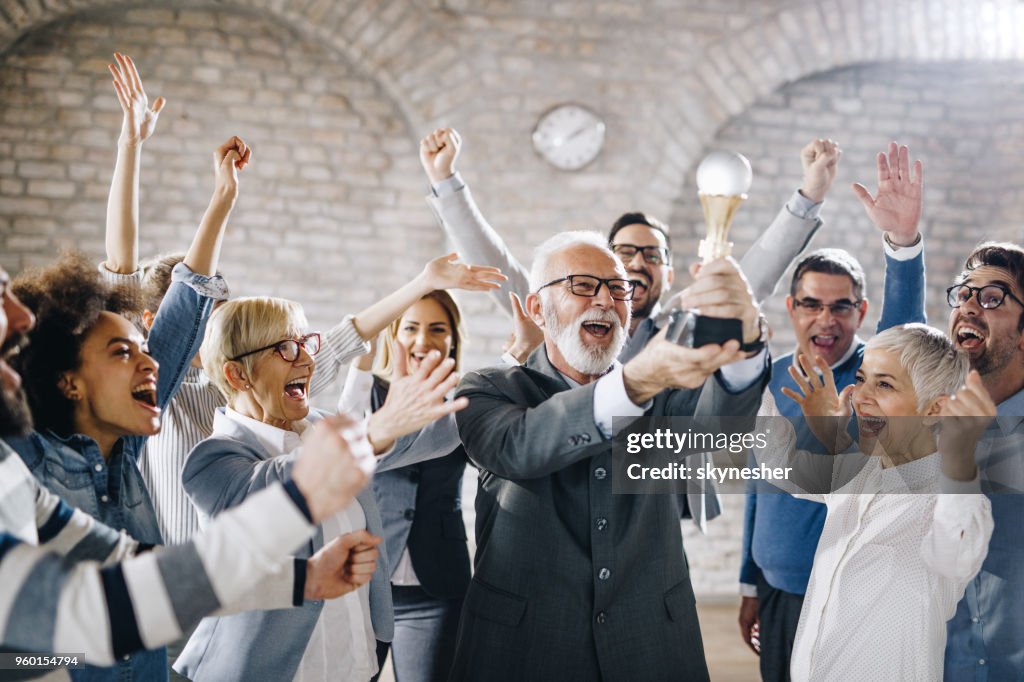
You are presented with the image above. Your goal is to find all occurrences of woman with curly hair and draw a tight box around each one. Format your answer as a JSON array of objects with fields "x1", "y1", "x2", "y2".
[{"x1": 4, "y1": 130, "x2": 240, "y2": 681}]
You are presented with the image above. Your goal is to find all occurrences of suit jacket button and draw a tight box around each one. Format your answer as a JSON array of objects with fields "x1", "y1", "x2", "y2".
[
  {"x1": 596, "y1": 518, "x2": 608, "y2": 531},
  {"x1": 598, "y1": 568, "x2": 611, "y2": 580},
  {"x1": 404, "y1": 509, "x2": 416, "y2": 520},
  {"x1": 596, "y1": 612, "x2": 607, "y2": 625},
  {"x1": 594, "y1": 467, "x2": 607, "y2": 480}
]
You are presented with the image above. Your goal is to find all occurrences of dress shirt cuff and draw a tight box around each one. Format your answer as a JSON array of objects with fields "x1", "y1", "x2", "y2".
[
  {"x1": 739, "y1": 583, "x2": 758, "y2": 598},
  {"x1": 430, "y1": 172, "x2": 466, "y2": 198},
  {"x1": 500, "y1": 351, "x2": 522, "y2": 367},
  {"x1": 170, "y1": 262, "x2": 230, "y2": 300},
  {"x1": 938, "y1": 471, "x2": 983, "y2": 494},
  {"x1": 338, "y1": 365, "x2": 374, "y2": 418},
  {"x1": 787, "y1": 189, "x2": 823, "y2": 220},
  {"x1": 97, "y1": 262, "x2": 144, "y2": 285},
  {"x1": 593, "y1": 363, "x2": 650, "y2": 438},
  {"x1": 719, "y1": 348, "x2": 768, "y2": 392},
  {"x1": 883, "y1": 234, "x2": 924, "y2": 261}
]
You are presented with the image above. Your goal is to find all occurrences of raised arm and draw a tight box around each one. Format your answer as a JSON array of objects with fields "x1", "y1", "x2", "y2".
[
  {"x1": 852, "y1": 142, "x2": 927, "y2": 332},
  {"x1": 104, "y1": 52, "x2": 165, "y2": 274},
  {"x1": 741, "y1": 138, "x2": 841, "y2": 302},
  {"x1": 183, "y1": 136, "x2": 250, "y2": 276},
  {"x1": 421, "y1": 128, "x2": 531, "y2": 313}
]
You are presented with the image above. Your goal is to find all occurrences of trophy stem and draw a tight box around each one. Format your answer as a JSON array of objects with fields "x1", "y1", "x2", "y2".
[{"x1": 698, "y1": 193, "x2": 746, "y2": 263}]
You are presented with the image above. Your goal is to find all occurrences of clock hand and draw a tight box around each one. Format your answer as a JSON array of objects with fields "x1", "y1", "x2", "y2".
[{"x1": 553, "y1": 125, "x2": 592, "y2": 148}]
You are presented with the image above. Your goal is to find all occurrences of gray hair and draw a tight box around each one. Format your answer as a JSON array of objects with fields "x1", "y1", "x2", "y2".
[
  {"x1": 529, "y1": 230, "x2": 613, "y2": 292},
  {"x1": 866, "y1": 324, "x2": 969, "y2": 410}
]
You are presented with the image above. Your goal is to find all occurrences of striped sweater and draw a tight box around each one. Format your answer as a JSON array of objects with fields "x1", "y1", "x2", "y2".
[{"x1": 0, "y1": 442, "x2": 311, "y2": 672}]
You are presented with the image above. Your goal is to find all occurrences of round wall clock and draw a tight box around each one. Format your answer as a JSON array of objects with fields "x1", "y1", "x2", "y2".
[{"x1": 532, "y1": 103, "x2": 606, "y2": 171}]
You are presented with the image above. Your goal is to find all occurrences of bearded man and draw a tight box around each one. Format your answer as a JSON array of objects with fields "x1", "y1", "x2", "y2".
[{"x1": 448, "y1": 231, "x2": 768, "y2": 682}]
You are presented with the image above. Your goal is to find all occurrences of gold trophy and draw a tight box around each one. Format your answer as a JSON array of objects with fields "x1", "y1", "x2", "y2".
[{"x1": 695, "y1": 151, "x2": 753, "y2": 264}]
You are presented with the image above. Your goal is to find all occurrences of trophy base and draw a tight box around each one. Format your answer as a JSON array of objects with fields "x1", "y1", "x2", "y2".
[{"x1": 698, "y1": 238, "x2": 734, "y2": 263}]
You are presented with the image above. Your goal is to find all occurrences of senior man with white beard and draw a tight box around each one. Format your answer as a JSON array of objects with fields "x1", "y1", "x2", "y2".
[{"x1": 449, "y1": 231, "x2": 768, "y2": 682}]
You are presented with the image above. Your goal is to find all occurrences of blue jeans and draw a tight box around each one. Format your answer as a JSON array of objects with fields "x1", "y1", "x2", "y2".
[{"x1": 373, "y1": 585, "x2": 462, "y2": 682}]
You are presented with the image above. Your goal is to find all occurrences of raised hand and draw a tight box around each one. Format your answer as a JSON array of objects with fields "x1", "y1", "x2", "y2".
[
  {"x1": 679, "y1": 257, "x2": 761, "y2": 347},
  {"x1": 503, "y1": 292, "x2": 544, "y2": 363},
  {"x1": 852, "y1": 141, "x2": 923, "y2": 247},
  {"x1": 419, "y1": 252, "x2": 507, "y2": 292},
  {"x1": 365, "y1": 341, "x2": 469, "y2": 453},
  {"x1": 799, "y1": 138, "x2": 842, "y2": 203},
  {"x1": 420, "y1": 128, "x2": 462, "y2": 184},
  {"x1": 108, "y1": 52, "x2": 165, "y2": 147},
  {"x1": 781, "y1": 353, "x2": 854, "y2": 452},
  {"x1": 936, "y1": 370, "x2": 996, "y2": 482},
  {"x1": 212, "y1": 135, "x2": 252, "y2": 200}
]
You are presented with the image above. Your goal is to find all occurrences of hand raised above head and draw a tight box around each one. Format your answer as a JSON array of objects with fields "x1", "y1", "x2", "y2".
[
  {"x1": 212, "y1": 135, "x2": 252, "y2": 199},
  {"x1": 420, "y1": 127, "x2": 462, "y2": 185},
  {"x1": 109, "y1": 52, "x2": 165, "y2": 147},
  {"x1": 852, "y1": 141, "x2": 923, "y2": 247},
  {"x1": 799, "y1": 138, "x2": 842, "y2": 204},
  {"x1": 679, "y1": 257, "x2": 760, "y2": 346}
]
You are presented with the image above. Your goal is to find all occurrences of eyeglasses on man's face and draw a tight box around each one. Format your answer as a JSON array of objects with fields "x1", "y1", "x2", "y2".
[
  {"x1": 792, "y1": 298, "x2": 862, "y2": 318},
  {"x1": 610, "y1": 243, "x2": 670, "y2": 266},
  {"x1": 231, "y1": 333, "x2": 322, "y2": 363},
  {"x1": 537, "y1": 274, "x2": 636, "y2": 301},
  {"x1": 946, "y1": 283, "x2": 1024, "y2": 311}
]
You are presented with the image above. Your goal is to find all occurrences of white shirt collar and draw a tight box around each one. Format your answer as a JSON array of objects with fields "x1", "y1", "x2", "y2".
[{"x1": 218, "y1": 405, "x2": 310, "y2": 456}]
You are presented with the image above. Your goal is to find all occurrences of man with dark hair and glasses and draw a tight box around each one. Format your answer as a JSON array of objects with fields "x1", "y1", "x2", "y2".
[
  {"x1": 739, "y1": 143, "x2": 929, "y2": 682},
  {"x1": 943, "y1": 242, "x2": 1024, "y2": 680}
]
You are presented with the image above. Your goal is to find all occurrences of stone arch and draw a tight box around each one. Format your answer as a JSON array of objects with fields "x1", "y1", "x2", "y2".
[{"x1": 645, "y1": 0, "x2": 1024, "y2": 218}]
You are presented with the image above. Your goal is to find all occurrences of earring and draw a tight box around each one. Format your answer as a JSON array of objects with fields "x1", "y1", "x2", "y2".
[{"x1": 244, "y1": 383, "x2": 251, "y2": 389}]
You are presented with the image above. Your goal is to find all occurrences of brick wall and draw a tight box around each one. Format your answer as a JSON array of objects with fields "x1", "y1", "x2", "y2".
[{"x1": 3, "y1": 1, "x2": 1024, "y2": 598}]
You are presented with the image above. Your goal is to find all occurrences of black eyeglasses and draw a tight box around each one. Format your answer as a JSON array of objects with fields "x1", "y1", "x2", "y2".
[
  {"x1": 231, "y1": 333, "x2": 321, "y2": 362},
  {"x1": 946, "y1": 283, "x2": 1024, "y2": 310},
  {"x1": 610, "y1": 243, "x2": 671, "y2": 266},
  {"x1": 537, "y1": 275, "x2": 636, "y2": 301},
  {"x1": 792, "y1": 298, "x2": 863, "y2": 318}
]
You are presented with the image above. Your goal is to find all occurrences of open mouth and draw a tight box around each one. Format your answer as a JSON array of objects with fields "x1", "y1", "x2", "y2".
[
  {"x1": 409, "y1": 351, "x2": 432, "y2": 370},
  {"x1": 955, "y1": 324, "x2": 986, "y2": 351},
  {"x1": 858, "y1": 415, "x2": 886, "y2": 436},
  {"x1": 581, "y1": 320, "x2": 613, "y2": 339},
  {"x1": 131, "y1": 380, "x2": 159, "y2": 414},
  {"x1": 810, "y1": 334, "x2": 838, "y2": 350},
  {"x1": 283, "y1": 377, "x2": 309, "y2": 402}
]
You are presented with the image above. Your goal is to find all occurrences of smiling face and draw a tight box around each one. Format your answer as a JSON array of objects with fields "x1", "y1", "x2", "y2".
[
  {"x1": 65, "y1": 311, "x2": 161, "y2": 451},
  {"x1": 609, "y1": 223, "x2": 673, "y2": 320},
  {"x1": 852, "y1": 348, "x2": 935, "y2": 458},
  {"x1": 240, "y1": 337, "x2": 316, "y2": 430},
  {"x1": 396, "y1": 296, "x2": 454, "y2": 374},
  {"x1": 787, "y1": 272, "x2": 867, "y2": 367},
  {"x1": 948, "y1": 265, "x2": 1024, "y2": 380},
  {"x1": 531, "y1": 244, "x2": 631, "y2": 382}
]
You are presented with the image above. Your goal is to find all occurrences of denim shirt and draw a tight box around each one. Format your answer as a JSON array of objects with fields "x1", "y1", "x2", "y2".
[
  {"x1": 944, "y1": 388, "x2": 1024, "y2": 681},
  {"x1": 5, "y1": 263, "x2": 225, "y2": 682}
]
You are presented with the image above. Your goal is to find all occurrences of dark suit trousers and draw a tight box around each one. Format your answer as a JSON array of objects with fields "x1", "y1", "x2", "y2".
[{"x1": 756, "y1": 574, "x2": 804, "y2": 682}]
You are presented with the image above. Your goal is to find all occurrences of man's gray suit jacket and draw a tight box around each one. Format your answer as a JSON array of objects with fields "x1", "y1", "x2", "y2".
[{"x1": 449, "y1": 346, "x2": 768, "y2": 682}]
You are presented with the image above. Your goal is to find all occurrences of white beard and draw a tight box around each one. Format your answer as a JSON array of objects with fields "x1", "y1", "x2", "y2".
[{"x1": 544, "y1": 305, "x2": 626, "y2": 376}]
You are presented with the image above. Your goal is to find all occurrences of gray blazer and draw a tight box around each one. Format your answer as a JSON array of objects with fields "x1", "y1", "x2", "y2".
[
  {"x1": 449, "y1": 347, "x2": 767, "y2": 682},
  {"x1": 174, "y1": 408, "x2": 453, "y2": 682}
]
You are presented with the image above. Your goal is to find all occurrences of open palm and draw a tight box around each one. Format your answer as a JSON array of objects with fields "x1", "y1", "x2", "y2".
[
  {"x1": 852, "y1": 142, "x2": 923, "y2": 246},
  {"x1": 109, "y1": 52, "x2": 165, "y2": 146}
]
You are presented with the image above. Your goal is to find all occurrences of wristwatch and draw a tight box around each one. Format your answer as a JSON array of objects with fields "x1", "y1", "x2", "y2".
[{"x1": 740, "y1": 313, "x2": 769, "y2": 354}]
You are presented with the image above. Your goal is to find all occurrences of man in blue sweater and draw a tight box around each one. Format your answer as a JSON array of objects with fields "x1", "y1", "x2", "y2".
[{"x1": 738, "y1": 142, "x2": 927, "y2": 681}]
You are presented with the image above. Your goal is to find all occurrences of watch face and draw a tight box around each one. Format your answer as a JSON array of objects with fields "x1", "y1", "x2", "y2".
[{"x1": 532, "y1": 103, "x2": 606, "y2": 171}]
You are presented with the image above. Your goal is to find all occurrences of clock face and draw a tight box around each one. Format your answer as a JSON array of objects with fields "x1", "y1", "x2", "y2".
[{"x1": 532, "y1": 103, "x2": 606, "y2": 171}]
